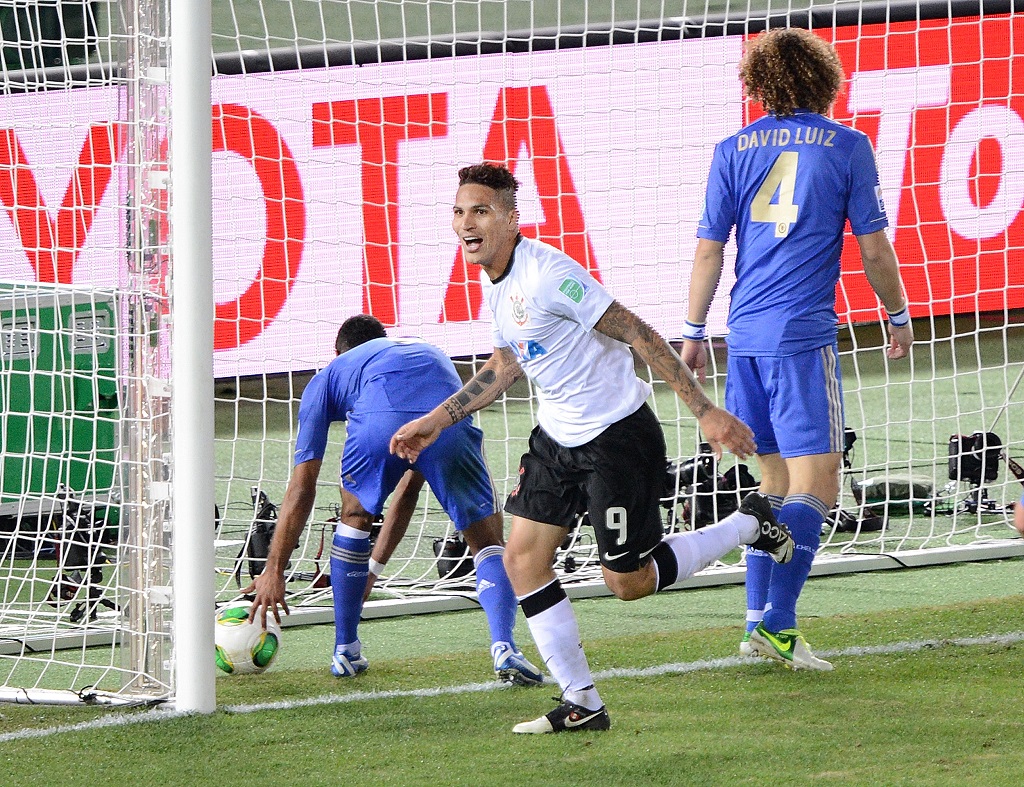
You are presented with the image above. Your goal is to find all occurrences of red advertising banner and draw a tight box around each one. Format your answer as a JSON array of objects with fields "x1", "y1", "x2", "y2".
[
  {"x1": 0, "y1": 15, "x2": 1021, "y2": 376},
  {"x1": 827, "y1": 14, "x2": 1024, "y2": 322}
]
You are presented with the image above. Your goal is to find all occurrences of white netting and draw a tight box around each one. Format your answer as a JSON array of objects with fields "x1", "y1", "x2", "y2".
[
  {"x1": 203, "y1": 0, "x2": 1024, "y2": 612},
  {"x1": 0, "y1": 0, "x2": 1021, "y2": 702}
]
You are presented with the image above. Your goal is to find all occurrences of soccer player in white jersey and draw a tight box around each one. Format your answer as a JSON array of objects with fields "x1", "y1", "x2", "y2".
[
  {"x1": 683, "y1": 28, "x2": 914, "y2": 670},
  {"x1": 247, "y1": 314, "x2": 542, "y2": 686},
  {"x1": 390, "y1": 163, "x2": 796, "y2": 734}
]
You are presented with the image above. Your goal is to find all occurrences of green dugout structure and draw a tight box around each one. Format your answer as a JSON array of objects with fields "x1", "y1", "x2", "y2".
[{"x1": 0, "y1": 282, "x2": 119, "y2": 540}]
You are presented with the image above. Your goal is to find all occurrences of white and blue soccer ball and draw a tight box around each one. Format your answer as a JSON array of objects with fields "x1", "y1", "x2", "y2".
[{"x1": 214, "y1": 604, "x2": 282, "y2": 675}]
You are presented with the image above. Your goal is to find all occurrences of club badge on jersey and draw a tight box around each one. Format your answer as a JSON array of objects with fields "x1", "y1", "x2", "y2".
[{"x1": 511, "y1": 293, "x2": 528, "y2": 326}]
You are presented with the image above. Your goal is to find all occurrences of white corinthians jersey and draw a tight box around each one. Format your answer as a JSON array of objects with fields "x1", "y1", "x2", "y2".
[{"x1": 483, "y1": 236, "x2": 652, "y2": 447}]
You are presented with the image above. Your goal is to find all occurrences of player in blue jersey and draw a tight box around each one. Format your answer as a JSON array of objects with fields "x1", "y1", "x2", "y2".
[
  {"x1": 247, "y1": 314, "x2": 543, "y2": 686},
  {"x1": 683, "y1": 28, "x2": 914, "y2": 670},
  {"x1": 391, "y1": 163, "x2": 795, "y2": 734}
]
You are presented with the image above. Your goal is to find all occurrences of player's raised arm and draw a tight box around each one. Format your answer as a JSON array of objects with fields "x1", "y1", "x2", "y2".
[
  {"x1": 390, "y1": 346, "x2": 523, "y2": 462},
  {"x1": 594, "y1": 300, "x2": 755, "y2": 459}
]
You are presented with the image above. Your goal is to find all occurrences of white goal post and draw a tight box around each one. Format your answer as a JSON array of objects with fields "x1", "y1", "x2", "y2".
[{"x1": 0, "y1": 0, "x2": 1021, "y2": 709}]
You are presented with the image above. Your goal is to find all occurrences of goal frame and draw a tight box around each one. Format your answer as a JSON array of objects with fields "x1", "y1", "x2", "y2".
[
  {"x1": 0, "y1": 0, "x2": 1022, "y2": 711},
  {"x1": 167, "y1": 0, "x2": 215, "y2": 714}
]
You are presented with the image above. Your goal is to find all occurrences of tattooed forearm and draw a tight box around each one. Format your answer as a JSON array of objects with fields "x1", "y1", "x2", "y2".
[
  {"x1": 443, "y1": 370, "x2": 497, "y2": 424},
  {"x1": 495, "y1": 346, "x2": 525, "y2": 386},
  {"x1": 442, "y1": 398, "x2": 466, "y2": 424},
  {"x1": 440, "y1": 352, "x2": 521, "y2": 425},
  {"x1": 595, "y1": 300, "x2": 712, "y2": 416},
  {"x1": 689, "y1": 396, "x2": 712, "y2": 419},
  {"x1": 454, "y1": 370, "x2": 496, "y2": 410}
]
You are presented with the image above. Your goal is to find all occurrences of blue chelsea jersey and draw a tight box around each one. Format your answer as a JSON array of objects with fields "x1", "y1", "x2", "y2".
[
  {"x1": 697, "y1": 110, "x2": 888, "y2": 356},
  {"x1": 293, "y1": 337, "x2": 462, "y2": 464}
]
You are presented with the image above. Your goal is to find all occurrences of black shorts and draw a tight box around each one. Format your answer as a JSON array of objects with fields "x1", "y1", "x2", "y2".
[{"x1": 504, "y1": 403, "x2": 666, "y2": 573}]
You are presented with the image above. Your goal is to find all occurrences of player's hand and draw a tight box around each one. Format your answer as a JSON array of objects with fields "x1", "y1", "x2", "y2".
[
  {"x1": 887, "y1": 322, "x2": 914, "y2": 360},
  {"x1": 244, "y1": 570, "x2": 289, "y2": 628},
  {"x1": 697, "y1": 405, "x2": 756, "y2": 460},
  {"x1": 680, "y1": 339, "x2": 708, "y2": 383},
  {"x1": 390, "y1": 414, "x2": 444, "y2": 462}
]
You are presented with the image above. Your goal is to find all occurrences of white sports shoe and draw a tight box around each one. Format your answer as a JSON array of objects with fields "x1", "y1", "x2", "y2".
[
  {"x1": 491, "y1": 642, "x2": 545, "y2": 686},
  {"x1": 331, "y1": 648, "x2": 369, "y2": 677},
  {"x1": 747, "y1": 623, "x2": 833, "y2": 671}
]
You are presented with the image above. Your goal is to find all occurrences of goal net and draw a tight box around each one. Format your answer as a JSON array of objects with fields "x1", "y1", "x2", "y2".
[{"x1": 0, "y1": 0, "x2": 1021, "y2": 705}]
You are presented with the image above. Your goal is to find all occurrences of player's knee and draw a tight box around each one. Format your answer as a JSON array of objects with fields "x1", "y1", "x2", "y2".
[
  {"x1": 502, "y1": 544, "x2": 529, "y2": 581},
  {"x1": 612, "y1": 585, "x2": 647, "y2": 601},
  {"x1": 339, "y1": 488, "x2": 374, "y2": 529},
  {"x1": 502, "y1": 545, "x2": 558, "y2": 597},
  {"x1": 603, "y1": 567, "x2": 653, "y2": 601},
  {"x1": 462, "y1": 513, "x2": 504, "y2": 553},
  {"x1": 338, "y1": 511, "x2": 374, "y2": 533}
]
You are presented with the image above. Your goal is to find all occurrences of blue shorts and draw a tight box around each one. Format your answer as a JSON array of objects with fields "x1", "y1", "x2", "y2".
[
  {"x1": 725, "y1": 344, "x2": 845, "y2": 458},
  {"x1": 340, "y1": 410, "x2": 498, "y2": 530}
]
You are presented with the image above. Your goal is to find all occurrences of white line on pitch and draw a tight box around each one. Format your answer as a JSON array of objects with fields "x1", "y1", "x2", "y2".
[{"x1": 2, "y1": 630, "x2": 1022, "y2": 742}]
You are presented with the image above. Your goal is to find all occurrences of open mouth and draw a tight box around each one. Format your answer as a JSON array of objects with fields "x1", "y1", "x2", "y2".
[{"x1": 462, "y1": 236, "x2": 483, "y2": 253}]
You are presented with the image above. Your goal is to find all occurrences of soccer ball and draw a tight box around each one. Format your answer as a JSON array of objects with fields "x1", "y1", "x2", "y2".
[{"x1": 214, "y1": 604, "x2": 282, "y2": 675}]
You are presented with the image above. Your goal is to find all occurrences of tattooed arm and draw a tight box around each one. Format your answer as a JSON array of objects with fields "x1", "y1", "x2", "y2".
[
  {"x1": 594, "y1": 301, "x2": 756, "y2": 459},
  {"x1": 440, "y1": 346, "x2": 523, "y2": 424},
  {"x1": 390, "y1": 347, "x2": 523, "y2": 462},
  {"x1": 595, "y1": 301, "x2": 714, "y2": 415}
]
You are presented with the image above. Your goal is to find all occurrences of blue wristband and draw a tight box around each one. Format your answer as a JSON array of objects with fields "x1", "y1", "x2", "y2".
[
  {"x1": 887, "y1": 306, "x2": 910, "y2": 327},
  {"x1": 681, "y1": 320, "x2": 706, "y2": 341}
]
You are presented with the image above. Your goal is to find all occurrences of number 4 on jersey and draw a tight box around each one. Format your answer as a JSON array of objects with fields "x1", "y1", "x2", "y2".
[{"x1": 751, "y1": 151, "x2": 800, "y2": 238}]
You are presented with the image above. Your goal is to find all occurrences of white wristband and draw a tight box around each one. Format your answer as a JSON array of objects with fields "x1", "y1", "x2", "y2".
[
  {"x1": 681, "y1": 320, "x2": 707, "y2": 341},
  {"x1": 368, "y1": 558, "x2": 387, "y2": 577},
  {"x1": 887, "y1": 306, "x2": 910, "y2": 327}
]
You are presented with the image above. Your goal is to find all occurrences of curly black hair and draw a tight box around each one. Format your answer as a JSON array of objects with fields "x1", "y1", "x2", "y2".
[
  {"x1": 335, "y1": 314, "x2": 386, "y2": 354},
  {"x1": 739, "y1": 28, "x2": 844, "y2": 117},
  {"x1": 457, "y1": 163, "x2": 519, "y2": 212}
]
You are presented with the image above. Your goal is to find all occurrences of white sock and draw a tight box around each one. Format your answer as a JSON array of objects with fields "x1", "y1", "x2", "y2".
[
  {"x1": 335, "y1": 522, "x2": 370, "y2": 540},
  {"x1": 522, "y1": 593, "x2": 603, "y2": 711},
  {"x1": 664, "y1": 512, "x2": 756, "y2": 580},
  {"x1": 336, "y1": 639, "x2": 360, "y2": 657}
]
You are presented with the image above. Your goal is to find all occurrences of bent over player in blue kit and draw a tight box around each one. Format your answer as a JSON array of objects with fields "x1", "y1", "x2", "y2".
[
  {"x1": 248, "y1": 314, "x2": 543, "y2": 685},
  {"x1": 682, "y1": 28, "x2": 914, "y2": 670}
]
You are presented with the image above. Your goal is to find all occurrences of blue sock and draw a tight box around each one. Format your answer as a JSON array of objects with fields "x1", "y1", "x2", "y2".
[
  {"x1": 330, "y1": 525, "x2": 371, "y2": 652},
  {"x1": 744, "y1": 494, "x2": 782, "y2": 633},
  {"x1": 473, "y1": 545, "x2": 518, "y2": 650},
  {"x1": 744, "y1": 550, "x2": 773, "y2": 633},
  {"x1": 762, "y1": 495, "x2": 827, "y2": 633}
]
